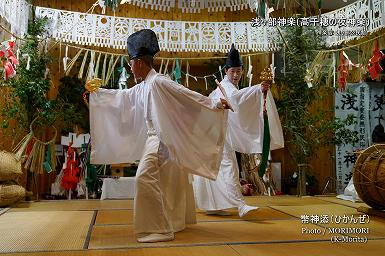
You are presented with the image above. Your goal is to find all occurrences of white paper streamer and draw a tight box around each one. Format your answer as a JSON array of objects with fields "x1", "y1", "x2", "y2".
[
  {"x1": 219, "y1": 65, "x2": 223, "y2": 80},
  {"x1": 22, "y1": 53, "x2": 30, "y2": 70},
  {"x1": 271, "y1": 52, "x2": 275, "y2": 83},
  {"x1": 62, "y1": 45, "x2": 69, "y2": 72},
  {"x1": 16, "y1": 49, "x2": 20, "y2": 60}
]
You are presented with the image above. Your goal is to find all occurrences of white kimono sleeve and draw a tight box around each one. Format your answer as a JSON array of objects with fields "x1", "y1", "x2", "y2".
[
  {"x1": 226, "y1": 85, "x2": 284, "y2": 153},
  {"x1": 151, "y1": 75, "x2": 227, "y2": 180},
  {"x1": 89, "y1": 86, "x2": 147, "y2": 164}
]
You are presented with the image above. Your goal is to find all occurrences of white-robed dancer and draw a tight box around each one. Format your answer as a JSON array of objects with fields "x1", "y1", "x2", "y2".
[
  {"x1": 193, "y1": 44, "x2": 284, "y2": 217},
  {"x1": 88, "y1": 29, "x2": 231, "y2": 243}
]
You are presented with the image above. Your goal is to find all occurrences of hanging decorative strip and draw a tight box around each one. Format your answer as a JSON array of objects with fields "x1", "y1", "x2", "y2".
[
  {"x1": 2, "y1": 0, "x2": 384, "y2": 50},
  {"x1": 121, "y1": 0, "x2": 257, "y2": 13},
  {"x1": 126, "y1": 0, "x2": 176, "y2": 12},
  {"x1": 0, "y1": 0, "x2": 29, "y2": 37},
  {"x1": 62, "y1": 43, "x2": 262, "y2": 88},
  {"x1": 35, "y1": 6, "x2": 281, "y2": 52},
  {"x1": 177, "y1": 0, "x2": 257, "y2": 13}
]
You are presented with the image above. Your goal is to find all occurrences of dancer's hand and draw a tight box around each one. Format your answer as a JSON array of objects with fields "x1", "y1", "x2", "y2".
[
  {"x1": 220, "y1": 98, "x2": 231, "y2": 109},
  {"x1": 261, "y1": 81, "x2": 270, "y2": 93}
]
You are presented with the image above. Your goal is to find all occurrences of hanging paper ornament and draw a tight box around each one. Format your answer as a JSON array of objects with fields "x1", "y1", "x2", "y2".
[
  {"x1": 171, "y1": 59, "x2": 176, "y2": 78},
  {"x1": 258, "y1": 0, "x2": 267, "y2": 19},
  {"x1": 367, "y1": 39, "x2": 385, "y2": 80},
  {"x1": 2, "y1": 61, "x2": 16, "y2": 80},
  {"x1": 174, "y1": 59, "x2": 182, "y2": 84},
  {"x1": 43, "y1": 145, "x2": 53, "y2": 173},
  {"x1": 270, "y1": 53, "x2": 276, "y2": 83},
  {"x1": 118, "y1": 69, "x2": 128, "y2": 89},
  {"x1": 247, "y1": 56, "x2": 253, "y2": 87},
  {"x1": 117, "y1": 56, "x2": 130, "y2": 89},
  {"x1": 0, "y1": 38, "x2": 19, "y2": 80},
  {"x1": 98, "y1": 0, "x2": 106, "y2": 13},
  {"x1": 254, "y1": 0, "x2": 259, "y2": 15},
  {"x1": 24, "y1": 54, "x2": 30, "y2": 70},
  {"x1": 100, "y1": 0, "x2": 119, "y2": 12},
  {"x1": 219, "y1": 65, "x2": 223, "y2": 80},
  {"x1": 317, "y1": 0, "x2": 322, "y2": 11},
  {"x1": 337, "y1": 51, "x2": 349, "y2": 91},
  {"x1": 63, "y1": 45, "x2": 70, "y2": 72},
  {"x1": 304, "y1": 69, "x2": 313, "y2": 88}
]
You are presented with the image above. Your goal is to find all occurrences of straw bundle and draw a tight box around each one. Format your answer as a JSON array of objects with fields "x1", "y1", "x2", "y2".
[
  {"x1": 0, "y1": 151, "x2": 22, "y2": 181},
  {"x1": 241, "y1": 153, "x2": 268, "y2": 195},
  {"x1": 0, "y1": 183, "x2": 25, "y2": 207}
]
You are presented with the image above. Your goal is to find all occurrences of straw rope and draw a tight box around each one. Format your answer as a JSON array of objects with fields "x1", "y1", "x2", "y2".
[{"x1": 23, "y1": 119, "x2": 57, "y2": 174}]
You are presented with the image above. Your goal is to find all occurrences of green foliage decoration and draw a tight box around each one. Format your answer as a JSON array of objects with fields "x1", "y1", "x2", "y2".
[
  {"x1": 54, "y1": 76, "x2": 89, "y2": 134},
  {"x1": 1, "y1": 18, "x2": 55, "y2": 139},
  {"x1": 275, "y1": 25, "x2": 358, "y2": 167}
]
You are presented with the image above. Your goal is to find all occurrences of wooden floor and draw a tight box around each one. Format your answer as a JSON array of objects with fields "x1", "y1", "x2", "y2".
[{"x1": 0, "y1": 196, "x2": 384, "y2": 256}]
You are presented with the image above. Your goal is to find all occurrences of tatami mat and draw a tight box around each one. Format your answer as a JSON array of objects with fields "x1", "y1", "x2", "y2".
[
  {"x1": 271, "y1": 203, "x2": 359, "y2": 218},
  {"x1": 314, "y1": 196, "x2": 368, "y2": 209},
  {"x1": 95, "y1": 210, "x2": 133, "y2": 225},
  {"x1": 10, "y1": 200, "x2": 133, "y2": 212},
  {"x1": 230, "y1": 240, "x2": 385, "y2": 256},
  {"x1": 0, "y1": 245, "x2": 240, "y2": 256},
  {"x1": 9, "y1": 196, "x2": 328, "y2": 212},
  {"x1": 196, "y1": 207, "x2": 294, "y2": 221},
  {"x1": 244, "y1": 196, "x2": 331, "y2": 207},
  {"x1": 95, "y1": 207, "x2": 293, "y2": 226},
  {"x1": 0, "y1": 211, "x2": 93, "y2": 253},
  {"x1": 88, "y1": 220, "x2": 330, "y2": 249},
  {"x1": 0, "y1": 207, "x2": 9, "y2": 215},
  {"x1": 2, "y1": 196, "x2": 385, "y2": 255},
  {"x1": 2, "y1": 241, "x2": 385, "y2": 256}
]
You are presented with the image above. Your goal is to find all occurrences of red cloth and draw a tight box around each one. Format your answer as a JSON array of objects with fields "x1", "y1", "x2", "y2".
[
  {"x1": 61, "y1": 144, "x2": 80, "y2": 190},
  {"x1": 1, "y1": 39, "x2": 18, "y2": 80},
  {"x1": 337, "y1": 52, "x2": 348, "y2": 91},
  {"x1": 367, "y1": 39, "x2": 384, "y2": 80}
]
